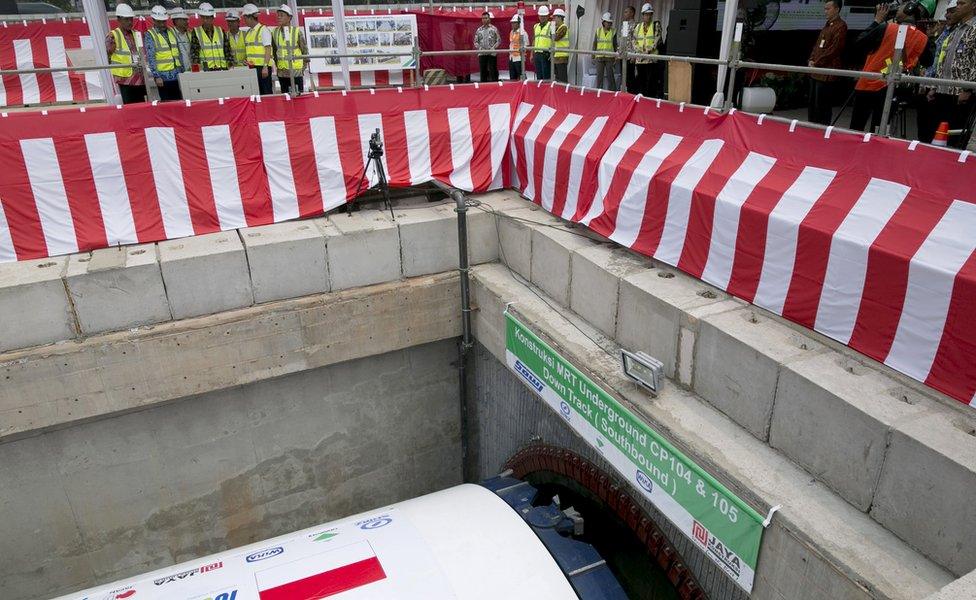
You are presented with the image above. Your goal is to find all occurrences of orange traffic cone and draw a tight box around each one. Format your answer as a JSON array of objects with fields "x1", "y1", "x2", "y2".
[{"x1": 932, "y1": 121, "x2": 949, "y2": 147}]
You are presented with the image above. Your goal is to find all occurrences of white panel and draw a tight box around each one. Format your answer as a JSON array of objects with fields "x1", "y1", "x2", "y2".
[
  {"x1": 561, "y1": 116, "x2": 608, "y2": 221},
  {"x1": 508, "y1": 101, "x2": 534, "y2": 188},
  {"x1": 20, "y1": 138, "x2": 77, "y2": 255},
  {"x1": 403, "y1": 109, "x2": 432, "y2": 185},
  {"x1": 813, "y1": 178, "x2": 909, "y2": 343},
  {"x1": 608, "y1": 133, "x2": 683, "y2": 248},
  {"x1": 0, "y1": 199, "x2": 16, "y2": 262},
  {"x1": 487, "y1": 103, "x2": 511, "y2": 191},
  {"x1": 360, "y1": 70, "x2": 375, "y2": 87},
  {"x1": 521, "y1": 104, "x2": 557, "y2": 201},
  {"x1": 79, "y1": 36, "x2": 104, "y2": 100},
  {"x1": 699, "y1": 152, "x2": 777, "y2": 290},
  {"x1": 448, "y1": 107, "x2": 475, "y2": 191},
  {"x1": 145, "y1": 127, "x2": 195, "y2": 239},
  {"x1": 84, "y1": 132, "x2": 138, "y2": 246},
  {"x1": 14, "y1": 39, "x2": 40, "y2": 105},
  {"x1": 539, "y1": 113, "x2": 583, "y2": 211},
  {"x1": 885, "y1": 200, "x2": 976, "y2": 379},
  {"x1": 202, "y1": 125, "x2": 247, "y2": 230},
  {"x1": 580, "y1": 122, "x2": 644, "y2": 226},
  {"x1": 45, "y1": 36, "x2": 74, "y2": 102},
  {"x1": 357, "y1": 113, "x2": 386, "y2": 189},
  {"x1": 752, "y1": 166, "x2": 836, "y2": 314},
  {"x1": 258, "y1": 121, "x2": 299, "y2": 222},
  {"x1": 309, "y1": 115, "x2": 347, "y2": 211}
]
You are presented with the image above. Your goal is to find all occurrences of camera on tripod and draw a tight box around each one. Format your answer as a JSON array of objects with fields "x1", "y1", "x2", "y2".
[{"x1": 368, "y1": 128, "x2": 384, "y2": 158}]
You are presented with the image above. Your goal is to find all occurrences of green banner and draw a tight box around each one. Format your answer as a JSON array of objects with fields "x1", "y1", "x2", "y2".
[{"x1": 505, "y1": 312, "x2": 766, "y2": 592}]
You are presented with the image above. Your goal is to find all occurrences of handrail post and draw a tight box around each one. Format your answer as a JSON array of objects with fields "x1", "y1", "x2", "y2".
[
  {"x1": 723, "y1": 22, "x2": 742, "y2": 110},
  {"x1": 620, "y1": 43, "x2": 628, "y2": 92},
  {"x1": 413, "y1": 35, "x2": 422, "y2": 87},
  {"x1": 878, "y1": 24, "x2": 907, "y2": 137},
  {"x1": 288, "y1": 35, "x2": 297, "y2": 96}
]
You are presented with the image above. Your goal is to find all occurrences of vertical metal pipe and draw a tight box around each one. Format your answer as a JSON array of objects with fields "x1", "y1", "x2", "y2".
[
  {"x1": 723, "y1": 23, "x2": 742, "y2": 110},
  {"x1": 413, "y1": 35, "x2": 422, "y2": 86},
  {"x1": 620, "y1": 44, "x2": 627, "y2": 91},
  {"x1": 878, "y1": 24, "x2": 907, "y2": 137}
]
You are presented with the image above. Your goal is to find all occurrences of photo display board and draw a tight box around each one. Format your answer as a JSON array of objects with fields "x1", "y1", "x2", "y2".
[{"x1": 305, "y1": 14, "x2": 418, "y2": 73}]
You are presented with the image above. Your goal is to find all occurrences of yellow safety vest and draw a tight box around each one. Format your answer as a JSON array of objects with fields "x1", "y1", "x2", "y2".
[
  {"x1": 109, "y1": 28, "x2": 139, "y2": 78},
  {"x1": 635, "y1": 21, "x2": 656, "y2": 55},
  {"x1": 936, "y1": 32, "x2": 952, "y2": 72},
  {"x1": 553, "y1": 23, "x2": 569, "y2": 59},
  {"x1": 194, "y1": 25, "x2": 227, "y2": 69},
  {"x1": 510, "y1": 29, "x2": 522, "y2": 61},
  {"x1": 533, "y1": 21, "x2": 552, "y2": 50},
  {"x1": 595, "y1": 27, "x2": 614, "y2": 52},
  {"x1": 275, "y1": 26, "x2": 303, "y2": 71},
  {"x1": 147, "y1": 28, "x2": 179, "y2": 73},
  {"x1": 244, "y1": 23, "x2": 269, "y2": 66},
  {"x1": 228, "y1": 30, "x2": 246, "y2": 65}
]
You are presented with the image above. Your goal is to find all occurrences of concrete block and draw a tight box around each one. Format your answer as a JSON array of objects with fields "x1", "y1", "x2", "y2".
[
  {"x1": 241, "y1": 219, "x2": 330, "y2": 303},
  {"x1": 326, "y1": 210, "x2": 401, "y2": 290},
  {"x1": 0, "y1": 256, "x2": 74, "y2": 351},
  {"x1": 396, "y1": 204, "x2": 457, "y2": 277},
  {"x1": 466, "y1": 206, "x2": 499, "y2": 265},
  {"x1": 570, "y1": 244, "x2": 650, "y2": 337},
  {"x1": 769, "y1": 352, "x2": 929, "y2": 511},
  {"x1": 530, "y1": 225, "x2": 596, "y2": 307},
  {"x1": 158, "y1": 232, "x2": 253, "y2": 320},
  {"x1": 496, "y1": 207, "x2": 561, "y2": 280},
  {"x1": 923, "y1": 570, "x2": 976, "y2": 600},
  {"x1": 615, "y1": 267, "x2": 729, "y2": 379},
  {"x1": 64, "y1": 245, "x2": 171, "y2": 335},
  {"x1": 871, "y1": 411, "x2": 976, "y2": 576},
  {"x1": 694, "y1": 308, "x2": 825, "y2": 440}
]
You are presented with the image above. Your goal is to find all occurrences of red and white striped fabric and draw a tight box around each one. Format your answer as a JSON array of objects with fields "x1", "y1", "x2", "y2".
[
  {"x1": 511, "y1": 83, "x2": 976, "y2": 407},
  {"x1": 314, "y1": 69, "x2": 414, "y2": 89}
]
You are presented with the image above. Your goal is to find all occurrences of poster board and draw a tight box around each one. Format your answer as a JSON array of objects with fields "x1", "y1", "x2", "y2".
[{"x1": 305, "y1": 14, "x2": 418, "y2": 73}]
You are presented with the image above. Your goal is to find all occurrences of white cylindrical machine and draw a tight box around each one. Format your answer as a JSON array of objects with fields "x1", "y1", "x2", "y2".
[{"x1": 51, "y1": 484, "x2": 582, "y2": 600}]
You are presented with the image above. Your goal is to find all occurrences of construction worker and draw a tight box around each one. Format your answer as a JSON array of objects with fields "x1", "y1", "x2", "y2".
[
  {"x1": 105, "y1": 3, "x2": 146, "y2": 104},
  {"x1": 552, "y1": 8, "x2": 570, "y2": 82},
  {"x1": 850, "y1": 2, "x2": 930, "y2": 132},
  {"x1": 243, "y1": 3, "x2": 274, "y2": 95},
  {"x1": 593, "y1": 12, "x2": 617, "y2": 90},
  {"x1": 170, "y1": 8, "x2": 192, "y2": 74},
  {"x1": 509, "y1": 14, "x2": 527, "y2": 81},
  {"x1": 191, "y1": 3, "x2": 232, "y2": 71},
  {"x1": 144, "y1": 5, "x2": 183, "y2": 101},
  {"x1": 273, "y1": 4, "x2": 309, "y2": 95},
  {"x1": 475, "y1": 11, "x2": 501, "y2": 82},
  {"x1": 531, "y1": 5, "x2": 552, "y2": 80},
  {"x1": 634, "y1": 3, "x2": 660, "y2": 97},
  {"x1": 226, "y1": 11, "x2": 247, "y2": 67},
  {"x1": 918, "y1": 0, "x2": 959, "y2": 142}
]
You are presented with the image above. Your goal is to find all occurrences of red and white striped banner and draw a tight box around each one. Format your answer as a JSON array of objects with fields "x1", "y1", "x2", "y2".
[
  {"x1": 0, "y1": 80, "x2": 973, "y2": 407},
  {"x1": 511, "y1": 83, "x2": 976, "y2": 407}
]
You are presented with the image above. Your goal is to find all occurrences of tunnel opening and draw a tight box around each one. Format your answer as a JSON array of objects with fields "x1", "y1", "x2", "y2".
[{"x1": 506, "y1": 445, "x2": 708, "y2": 600}]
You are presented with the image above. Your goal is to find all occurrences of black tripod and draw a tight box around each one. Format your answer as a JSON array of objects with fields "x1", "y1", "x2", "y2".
[{"x1": 347, "y1": 128, "x2": 395, "y2": 219}]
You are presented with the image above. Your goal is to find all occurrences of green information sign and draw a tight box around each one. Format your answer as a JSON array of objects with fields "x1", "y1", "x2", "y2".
[{"x1": 505, "y1": 312, "x2": 767, "y2": 592}]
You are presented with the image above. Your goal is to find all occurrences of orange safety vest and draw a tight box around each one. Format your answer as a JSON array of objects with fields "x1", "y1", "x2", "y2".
[
  {"x1": 855, "y1": 22, "x2": 927, "y2": 91},
  {"x1": 510, "y1": 29, "x2": 522, "y2": 61}
]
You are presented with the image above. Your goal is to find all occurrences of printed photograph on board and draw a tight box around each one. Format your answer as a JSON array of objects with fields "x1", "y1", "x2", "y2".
[{"x1": 305, "y1": 14, "x2": 418, "y2": 73}]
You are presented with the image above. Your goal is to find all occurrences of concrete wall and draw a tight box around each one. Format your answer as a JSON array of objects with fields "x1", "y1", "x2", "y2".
[{"x1": 0, "y1": 341, "x2": 462, "y2": 600}]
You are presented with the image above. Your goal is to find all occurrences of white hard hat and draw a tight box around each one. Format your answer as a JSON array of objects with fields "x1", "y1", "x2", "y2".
[
  {"x1": 641, "y1": 2, "x2": 653, "y2": 13},
  {"x1": 601, "y1": 11, "x2": 612, "y2": 21},
  {"x1": 241, "y1": 3, "x2": 260, "y2": 16},
  {"x1": 198, "y1": 2, "x2": 214, "y2": 16},
  {"x1": 277, "y1": 3, "x2": 292, "y2": 15},
  {"x1": 115, "y1": 3, "x2": 134, "y2": 17},
  {"x1": 511, "y1": 13, "x2": 520, "y2": 21},
  {"x1": 169, "y1": 7, "x2": 188, "y2": 19},
  {"x1": 537, "y1": 5, "x2": 550, "y2": 16},
  {"x1": 947, "y1": 0, "x2": 958, "y2": 8},
  {"x1": 553, "y1": 7, "x2": 566, "y2": 16},
  {"x1": 150, "y1": 5, "x2": 168, "y2": 20},
  {"x1": 225, "y1": 9, "x2": 239, "y2": 19}
]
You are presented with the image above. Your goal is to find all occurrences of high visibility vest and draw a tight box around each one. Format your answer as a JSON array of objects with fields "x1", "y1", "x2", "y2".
[
  {"x1": 109, "y1": 28, "x2": 140, "y2": 78},
  {"x1": 510, "y1": 29, "x2": 522, "y2": 61},
  {"x1": 194, "y1": 25, "x2": 227, "y2": 69},
  {"x1": 147, "y1": 28, "x2": 179, "y2": 73},
  {"x1": 275, "y1": 26, "x2": 303, "y2": 71},
  {"x1": 936, "y1": 31, "x2": 952, "y2": 72},
  {"x1": 856, "y1": 22, "x2": 927, "y2": 91},
  {"x1": 595, "y1": 27, "x2": 615, "y2": 52},
  {"x1": 533, "y1": 21, "x2": 552, "y2": 50},
  {"x1": 634, "y1": 21, "x2": 656, "y2": 54},
  {"x1": 228, "y1": 30, "x2": 246, "y2": 65},
  {"x1": 245, "y1": 23, "x2": 269, "y2": 66},
  {"x1": 553, "y1": 23, "x2": 569, "y2": 58}
]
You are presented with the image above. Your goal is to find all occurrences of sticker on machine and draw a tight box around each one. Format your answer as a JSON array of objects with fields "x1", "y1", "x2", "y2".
[{"x1": 255, "y1": 541, "x2": 385, "y2": 599}]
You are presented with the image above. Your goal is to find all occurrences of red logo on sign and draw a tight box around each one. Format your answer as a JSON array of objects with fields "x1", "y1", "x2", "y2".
[{"x1": 692, "y1": 521, "x2": 708, "y2": 546}]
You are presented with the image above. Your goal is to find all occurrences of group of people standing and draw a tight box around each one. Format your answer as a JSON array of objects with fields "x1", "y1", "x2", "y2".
[
  {"x1": 591, "y1": 4, "x2": 665, "y2": 95},
  {"x1": 107, "y1": 2, "x2": 309, "y2": 103}
]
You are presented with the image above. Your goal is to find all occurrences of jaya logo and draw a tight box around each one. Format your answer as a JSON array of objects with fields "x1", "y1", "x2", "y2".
[
  {"x1": 559, "y1": 401, "x2": 572, "y2": 420},
  {"x1": 357, "y1": 515, "x2": 393, "y2": 530},
  {"x1": 245, "y1": 547, "x2": 283, "y2": 563},
  {"x1": 514, "y1": 360, "x2": 544, "y2": 392},
  {"x1": 635, "y1": 469, "x2": 654, "y2": 494},
  {"x1": 153, "y1": 561, "x2": 223, "y2": 586},
  {"x1": 692, "y1": 520, "x2": 741, "y2": 579}
]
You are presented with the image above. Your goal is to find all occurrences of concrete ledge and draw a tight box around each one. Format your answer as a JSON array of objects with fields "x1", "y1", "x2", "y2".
[
  {"x1": 871, "y1": 411, "x2": 976, "y2": 576},
  {"x1": 242, "y1": 219, "x2": 332, "y2": 304},
  {"x1": 159, "y1": 232, "x2": 254, "y2": 320},
  {"x1": 396, "y1": 204, "x2": 459, "y2": 277},
  {"x1": 65, "y1": 245, "x2": 171, "y2": 336},
  {"x1": 570, "y1": 244, "x2": 650, "y2": 338},
  {"x1": 0, "y1": 257, "x2": 74, "y2": 351},
  {"x1": 529, "y1": 225, "x2": 595, "y2": 307},
  {"x1": 495, "y1": 206, "x2": 561, "y2": 280},
  {"x1": 327, "y1": 210, "x2": 401, "y2": 290},
  {"x1": 0, "y1": 273, "x2": 461, "y2": 442},
  {"x1": 923, "y1": 570, "x2": 976, "y2": 600}
]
